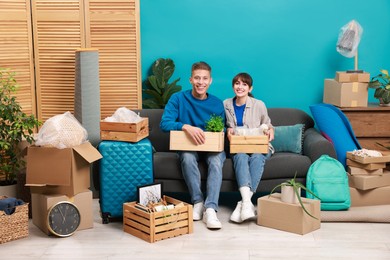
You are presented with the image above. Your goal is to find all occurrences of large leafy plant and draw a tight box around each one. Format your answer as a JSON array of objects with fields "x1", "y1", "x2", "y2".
[
  {"x1": 368, "y1": 69, "x2": 390, "y2": 104},
  {"x1": 0, "y1": 68, "x2": 41, "y2": 185},
  {"x1": 269, "y1": 172, "x2": 320, "y2": 219},
  {"x1": 142, "y1": 58, "x2": 182, "y2": 108}
]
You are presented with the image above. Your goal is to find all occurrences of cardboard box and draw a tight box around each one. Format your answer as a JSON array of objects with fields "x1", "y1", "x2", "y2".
[
  {"x1": 26, "y1": 142, "x2": 102, "y2": 197},
  {"x1": 169, "y1": 130, "x2": 224, "y2": 152},
  {"x1": 100, "y1": 118, "x2": 149, "y2": 142},
  {"x1": 335, "y1": 71, "x2": 370, "y2": 83},
  {"x1": 257, "y1": 193, "x2": 320, "y2": 235},
  {"x1": 229, "y1": 135, "x2": 268, "y2": 153},
  {"x1": 346, "y1": 152, "x2": 390, "y2": 164},
  {"x1": 350, "y1": 186, "x2": 390, "y2": 206},
  {"x1": 323, "y1": 79, "x2": 368, "y2": 107},
  {"x1": 123, "y1": 195, "x2": 193, "y2": 243},
  {"x1": 348, "y1": 166, "x2": 383, "y2": 176},
  {"x1": 31, "y1": 190, "x2": 93, "y2": 235},
  {"x1": 346, "y1": 159, "x2": 385, "y2": 170},
  {"x1": 348, "y1": 171, "x2": 390, "y2": 190}
]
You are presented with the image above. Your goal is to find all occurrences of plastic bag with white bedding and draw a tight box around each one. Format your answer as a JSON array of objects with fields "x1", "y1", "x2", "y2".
[
  {"x1": 35, "y1": 111, "x2": 88, "y2": 149},
  {"x1": 103, "y1": 107, "x2": 142, "y2": 123}
]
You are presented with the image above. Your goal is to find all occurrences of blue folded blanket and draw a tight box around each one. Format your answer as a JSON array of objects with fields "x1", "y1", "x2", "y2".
[{"x1": 0, "y1": 197, "x2": 25, "y2": 215}]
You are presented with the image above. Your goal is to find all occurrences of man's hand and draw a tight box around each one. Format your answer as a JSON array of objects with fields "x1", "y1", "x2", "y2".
[{"x1": 182, "y1": 124, "x2": 205, "y2": 145}]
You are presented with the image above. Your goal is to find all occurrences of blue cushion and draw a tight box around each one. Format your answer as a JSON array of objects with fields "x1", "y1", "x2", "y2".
[
  {"x1": 310, "y1": 103, "x2": 361, "y2": 168},
  {"x1": 271, "y1": 124, "x2": 305, "y2": 154}
]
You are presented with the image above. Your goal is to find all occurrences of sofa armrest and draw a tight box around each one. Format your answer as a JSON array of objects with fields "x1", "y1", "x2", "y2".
[{"x1": 303, "y1": 128, "x2": 336, "y2": 162}]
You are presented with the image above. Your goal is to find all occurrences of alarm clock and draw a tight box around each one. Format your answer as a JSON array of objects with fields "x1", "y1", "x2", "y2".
[{"x1": 47, "y1": 201, "x2": 81, "y2": 237}]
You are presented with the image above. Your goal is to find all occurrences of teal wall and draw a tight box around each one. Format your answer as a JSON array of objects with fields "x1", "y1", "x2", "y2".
[{"x1": 140, "y1": 0, "x2": 390, "y2": 112}]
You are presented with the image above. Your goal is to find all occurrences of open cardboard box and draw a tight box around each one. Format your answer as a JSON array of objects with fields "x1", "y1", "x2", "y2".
[
  {"x1": 346, "y1": 151, "x2": 390, "y2": 164},
  {"x1": 26, "y1": 141, "x2": 102, "y2": 197}
]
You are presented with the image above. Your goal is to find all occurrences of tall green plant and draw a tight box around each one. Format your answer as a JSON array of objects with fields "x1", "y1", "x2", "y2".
[
  {"x1": 142, "y1": 58, "x2": 182, "y2": 108},
  {"x1": 0, "y1": 68, "x2": 41, "y2": 185},
  {"x1": 269, "y1": 172, "x2": 320, "y2": 219}
]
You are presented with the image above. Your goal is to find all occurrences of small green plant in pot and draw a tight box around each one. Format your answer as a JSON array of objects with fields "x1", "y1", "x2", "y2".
[
  {"x1": 269, "y1": 172, "x2": 320, "y2": 219},
  {"x1": 0, "y1": 68, "x2": 41, "y2": 185},
  {"x1": 142, "y1": 58, "x2": 182, "y2": 109},
  {"x1": 368, "y1": 69, "x2": 390, "y2": 105},
  {"x1": 205, "y1": 114, "x2": 224, "y2": 132}
]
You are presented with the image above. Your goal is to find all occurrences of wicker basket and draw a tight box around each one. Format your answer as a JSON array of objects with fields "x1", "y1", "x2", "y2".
[{"x1": 0, "y1": 196, "x2": 29, "y2": 244}]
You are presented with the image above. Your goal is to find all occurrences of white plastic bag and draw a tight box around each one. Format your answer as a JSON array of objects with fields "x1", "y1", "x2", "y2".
[
  {"x1": 234, "y1": 124, "x2": 268, "y2": 136},
  {"x1": 336, "y1": 20, "x2": 363, "y2": 58},
  {"x1": 35, "y1": 112, "x2": 88, "y2": 149},
  {"x1": 103, "y1": 107, "x2": 142, "y2": 123}
]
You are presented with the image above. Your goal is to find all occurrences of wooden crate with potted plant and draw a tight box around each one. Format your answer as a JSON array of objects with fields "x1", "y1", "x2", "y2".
[{"x1": 170, "y1": 114, "x2": 224, "y2": 152}]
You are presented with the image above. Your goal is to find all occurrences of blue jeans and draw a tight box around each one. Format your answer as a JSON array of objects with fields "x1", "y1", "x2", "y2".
[
  {"x1": 232, "y1": 150, "x2": 271, "y2": 192},
  {"x1": 179, "y1": 151, "x2": 226, "y2": 211}
]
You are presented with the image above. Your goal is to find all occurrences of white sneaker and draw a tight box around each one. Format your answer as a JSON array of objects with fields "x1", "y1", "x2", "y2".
[
  {"x1": 241, "y1": 201, "x2": 256, "y2": 221},
  {"x1": 203, "y1": 208, "x2": 222, "y2": 229},
  {"x1": 230, "y1": 201, "x2": 243, "y2": 223},
  {"x1": 192, "y1": 202, "x2": 204, "y2": 221}
]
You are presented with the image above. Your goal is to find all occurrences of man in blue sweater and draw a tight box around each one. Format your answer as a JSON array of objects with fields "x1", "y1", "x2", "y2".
[{"x1": 160, "y1": 61, "x2": 226, "y2": 229}]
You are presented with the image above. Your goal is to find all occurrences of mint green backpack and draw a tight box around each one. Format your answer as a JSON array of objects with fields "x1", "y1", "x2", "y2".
[{"x1": 306, "y1": 155, "x2": 351, "y2": 211}]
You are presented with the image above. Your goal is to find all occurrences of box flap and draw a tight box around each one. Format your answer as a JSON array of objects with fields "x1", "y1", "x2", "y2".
[
  {"x1": 26, "y1": 146, "x2": 72, "y2": 186},
  {"x1": 72, "y1": 142, "x2": 103, "y2": 163}
]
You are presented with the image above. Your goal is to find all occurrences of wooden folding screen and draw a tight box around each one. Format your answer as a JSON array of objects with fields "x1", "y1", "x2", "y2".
[
  {"x1": 0, "y1": 0, "x2": 141, "y2": 122},
  {"x1": 31, "y1": 0, "x2": 85, "y2": 121},
  {"x1": 87, "y1": 0, "x2": 142, "y2": 119},
  {"x1": 0, "y1": 0, "x2": 36, "y2": 116}
]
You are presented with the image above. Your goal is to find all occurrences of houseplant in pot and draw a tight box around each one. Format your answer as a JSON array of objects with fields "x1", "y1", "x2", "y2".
[
  {"x1": 368, "y1": 69, "x2": 390, "y2": 106},
  {"x1": 269, "y1": 172, "x2": 320, "y2": 219},
  {"x1": 0, "y1": 68, "x2": 41, "y2": 190}
]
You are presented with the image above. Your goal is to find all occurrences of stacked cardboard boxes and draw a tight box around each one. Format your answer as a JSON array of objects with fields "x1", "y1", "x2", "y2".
[
  {"x1": 323, "y1": 71, "x2": 370, "y2": 107},
  {"x1": 26, "y1": 141, "x2": 102, "y2": 235},
  {"x1": 346, "y1": 151, "x2": 390, "y2": 206}
]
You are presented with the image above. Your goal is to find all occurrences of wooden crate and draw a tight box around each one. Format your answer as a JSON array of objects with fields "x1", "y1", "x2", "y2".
[
  {"x1": 100, "y1": 118, "x2": 149, "y2": 142},
  {"x1": 0, "y1": 196, "x2": 29, "y2": 244},
  {"x1": 169, "y1": 131, "x2": 224, "y2": 152},
  {"x1": 229, "y1": 135, "x2": 269, "y2": 153},
  {"x1": 123, "y1": 196, "x2": 193, "y2": 243}
]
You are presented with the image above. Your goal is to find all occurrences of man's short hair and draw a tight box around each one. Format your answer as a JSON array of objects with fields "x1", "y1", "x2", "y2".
[{"x1": 191, "y1": 61, "x2": 211, "y2": 74}]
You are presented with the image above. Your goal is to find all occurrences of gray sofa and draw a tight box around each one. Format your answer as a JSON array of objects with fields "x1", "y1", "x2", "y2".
[{"x1": 134, "y1": 108, "x2": 336, "y2": 195}]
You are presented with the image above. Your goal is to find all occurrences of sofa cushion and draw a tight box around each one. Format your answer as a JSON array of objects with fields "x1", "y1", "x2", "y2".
[{"x1": 271, "y1": 124, "x2": 305, "y2": 154}]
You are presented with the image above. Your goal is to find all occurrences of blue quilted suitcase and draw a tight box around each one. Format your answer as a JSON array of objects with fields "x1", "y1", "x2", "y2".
[{"x1": 98, "y1": 139, "x2": 154, "y2": 223}]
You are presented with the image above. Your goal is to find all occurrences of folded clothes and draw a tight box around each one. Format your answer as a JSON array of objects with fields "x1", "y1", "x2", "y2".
[{"x1": 0, "y1": 197, "x2": 25, "y2": 215}]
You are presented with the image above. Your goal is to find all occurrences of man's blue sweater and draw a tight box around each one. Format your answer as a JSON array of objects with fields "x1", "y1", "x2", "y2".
[{"x1": 160, "y1": 90, "x2": 225, "y2": 132}]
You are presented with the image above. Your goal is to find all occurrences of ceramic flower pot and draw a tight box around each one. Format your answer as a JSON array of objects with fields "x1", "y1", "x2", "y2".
[{"x1": 281, "y1": 185, "x2": 301, "y2": 204}]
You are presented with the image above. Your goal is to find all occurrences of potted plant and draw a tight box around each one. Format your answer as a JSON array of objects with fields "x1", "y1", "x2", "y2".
[
  {"x1": 269, "y1": 172, "x2": 320, "y2": 219},
  {"x1": 368, "y1": 69, "x2": 390, "y2": 106},
  {"x1": 142, "y1": 58, "x2": 182, "y2": 109},
  {"x1": 0, "y1": 68, "x2": 41, "y2": 187},
  {"x1": 205, "y1": 114, "x2": 224, "y2": 132}
]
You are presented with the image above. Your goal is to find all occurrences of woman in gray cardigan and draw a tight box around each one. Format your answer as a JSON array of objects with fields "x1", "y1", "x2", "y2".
[{"x1": 223, "y1": 72, "x2": 274, "y2": 223}]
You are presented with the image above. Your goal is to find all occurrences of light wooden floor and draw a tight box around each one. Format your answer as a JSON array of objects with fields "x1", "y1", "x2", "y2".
[{"x1": 2, "y1": 194, "x2": 390, "y2": 260}]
